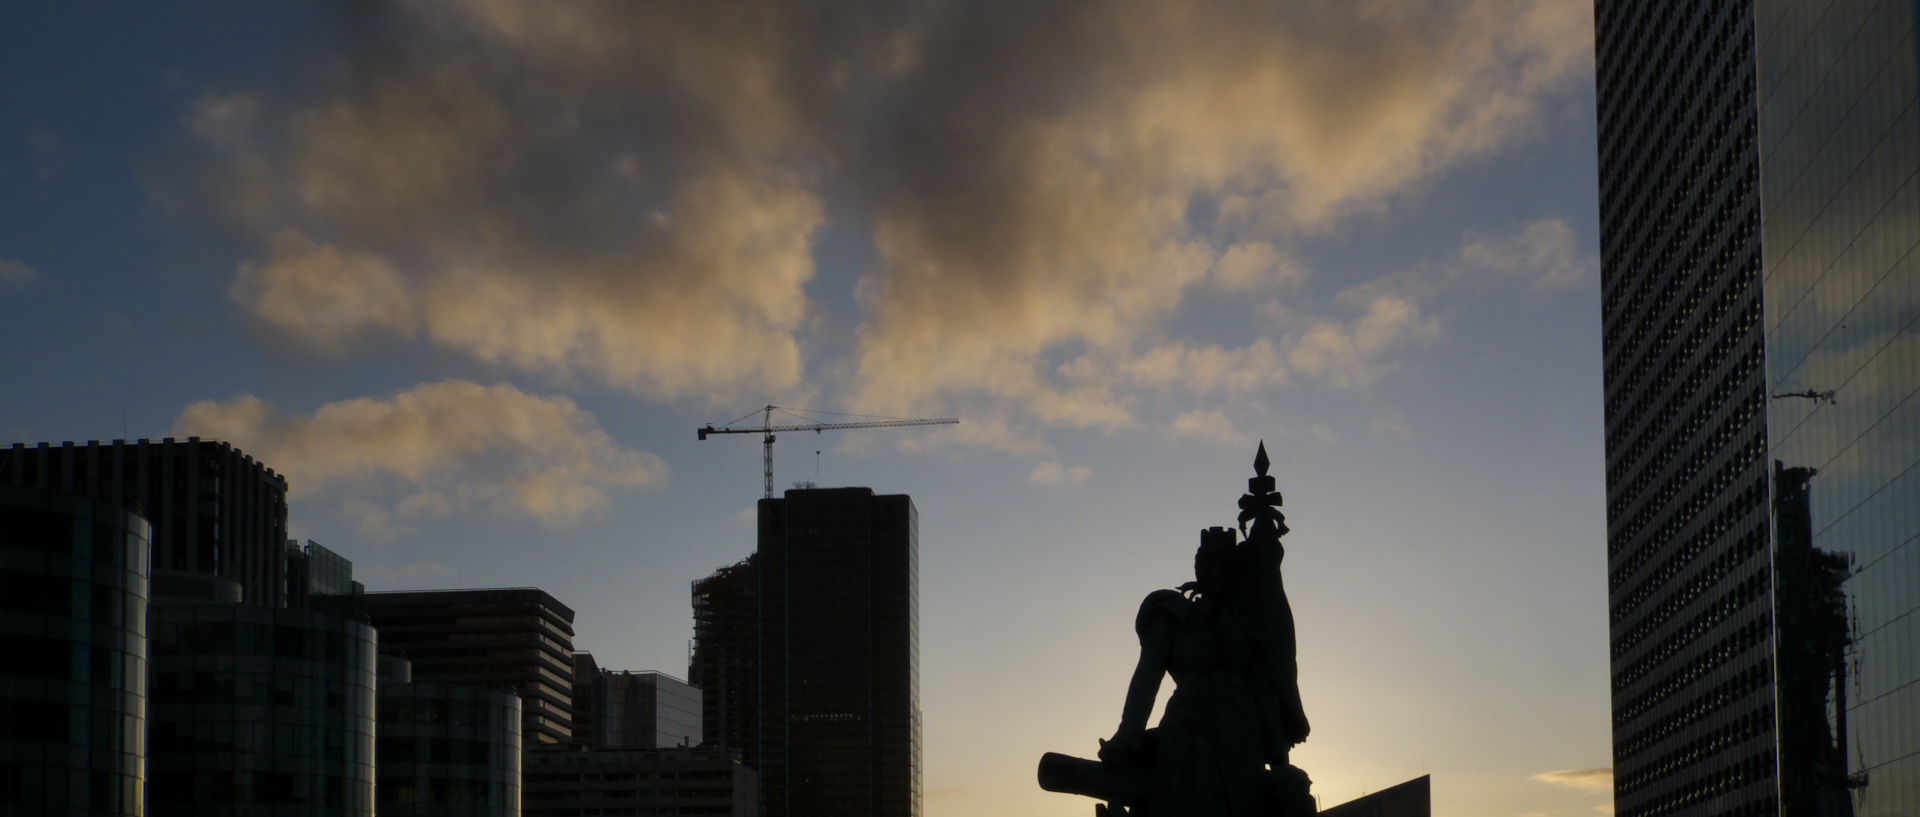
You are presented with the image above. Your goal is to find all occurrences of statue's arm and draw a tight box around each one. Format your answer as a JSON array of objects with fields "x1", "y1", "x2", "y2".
[
  {"x1": 1117, "y1": 619, "x2": 1171, "y2": 735},
  {"x1": 1111, "y1": 591, "x2": 1180, "y2": 747}
]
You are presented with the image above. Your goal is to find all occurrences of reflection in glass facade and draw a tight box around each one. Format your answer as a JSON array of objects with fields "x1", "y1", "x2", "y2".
[
  {"x1": 147, "y1": 604, "x2": 378, "y2": 816},
  {"x1": 0, "y1": 485, "x2": 149, "y2": 817},
  {"x1": 378, "y1": 682, "x2": 523, "y2": 817},
  {"x1": 758, "y1": 488, "x2": 921, "y2": 817},
  {"x1": 1598, "y1": 1, "x2": 1919, "y2": 815},
  {"x1": 1756, "y1": 1, "x2": 1920, "y2": 813}
]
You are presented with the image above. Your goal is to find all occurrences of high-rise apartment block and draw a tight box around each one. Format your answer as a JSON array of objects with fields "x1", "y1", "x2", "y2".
[
  {"x1": 359, "y1": 589, "x2": 579, "y2": 746},
  {"x1": 757, "y1": 487, "x2": 922, "y2": 817},
  {"x1": 1, "y1": 438, "x2": 291, "y2": 606},
  {"x1": 690, "y1": 557, "x2": 758, "y2": 761},
  {"x1": 1595, "y1": 1, "x2": 1918, "y2": 815}
]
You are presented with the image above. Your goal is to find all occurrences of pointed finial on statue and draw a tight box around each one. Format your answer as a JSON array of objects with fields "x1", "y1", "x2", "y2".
[{"x1": 1244, "y1": 442, "x2": 1279, "y2": 529}]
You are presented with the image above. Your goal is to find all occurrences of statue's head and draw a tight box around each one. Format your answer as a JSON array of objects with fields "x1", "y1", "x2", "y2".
[{"x1": 1193, "y1": 526, "x2": 1236, "y2": 596}]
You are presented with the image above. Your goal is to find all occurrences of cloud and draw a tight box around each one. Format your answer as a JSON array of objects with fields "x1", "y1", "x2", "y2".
[
  {"x1": 1211, "y1": 241, "x2": 1309, "y2": 293},
  {"x1": 849, "y1": 0, "x2": 1591, "y2": 417},
  {"x1": 1027, "y1": 461, "x2": 1093, "y2": 486},
  {"x1": 1285, "y1": 292, "x2": 1443, "y2": 387},
  {"x1": 231, "y1": 230, "x2": 418, "y2": 352},
  {"x1": 174, "y1": 380, "x2": 667, "y2": 530},
  {"x1": 1531, "y1": 768, "x2": 1613, "y2": 794},
  {"x1": 181, "y1": 0, "x2": 1590, "y2": 427},
  {"x1": 0, "y1": 258, "x2": 37, "y2": 292},
  {"x1": 185, "y1": 92, "x2": 261, "y2": 151},
  {"x1": 1170, "y1": 409, "x2": 1250, "y2": 446},
  {"x1": 1460, "y1": 218, "x2": 1594, "y2": 291}
]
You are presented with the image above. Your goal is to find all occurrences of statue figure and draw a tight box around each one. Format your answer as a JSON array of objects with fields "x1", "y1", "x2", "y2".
[{"x1": 1039, "y1": 442, "x2": 1316, "y2": 816}]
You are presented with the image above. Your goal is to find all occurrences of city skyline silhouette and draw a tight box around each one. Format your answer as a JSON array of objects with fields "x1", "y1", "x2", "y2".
[{"x1": 3, "y1": 4, "x2": 1613, "y2": 816}]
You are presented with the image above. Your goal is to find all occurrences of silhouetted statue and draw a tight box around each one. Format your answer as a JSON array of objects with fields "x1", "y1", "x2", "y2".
[{"x1": 1039, "y1": 442, "x2": 1316, "y2": 816}]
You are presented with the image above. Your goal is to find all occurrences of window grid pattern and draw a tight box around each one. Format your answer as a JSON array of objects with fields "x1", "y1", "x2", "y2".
[
  {"x1": 0, "y1": 486, "x2": 149, "y2": 817},
  {"x1": 1596, "y1": 0, "x2": 1782, "y2": 814}
]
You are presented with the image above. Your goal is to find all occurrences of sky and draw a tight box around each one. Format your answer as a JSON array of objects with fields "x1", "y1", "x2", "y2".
[{"x1": 1, "y1": 3, "x2": 1614, "y2": 815}]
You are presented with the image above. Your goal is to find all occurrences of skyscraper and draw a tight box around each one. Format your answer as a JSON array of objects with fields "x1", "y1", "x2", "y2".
[
  {"x1": 1, "y1": 438, "x2": 291, "y2": 606},
  {"x1": 1595, "y1": 2, "x2": 1918, "y2": 815},
  {"x1": 757, "y1": 487, "x2": 921, "y2": 817}
]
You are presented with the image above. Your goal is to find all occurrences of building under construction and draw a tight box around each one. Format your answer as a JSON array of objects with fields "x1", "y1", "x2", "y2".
[{"x1": 691, "y1": 557, "x2": 760, "y2": 764}]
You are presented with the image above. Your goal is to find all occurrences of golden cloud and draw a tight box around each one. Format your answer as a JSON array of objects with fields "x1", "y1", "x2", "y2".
[
  {"x1": 174, "y1": 380, "x2": 666, "y2": 530},
  {"x1": 185, "y1": 0, "x2": 1591, "y2": 438}
]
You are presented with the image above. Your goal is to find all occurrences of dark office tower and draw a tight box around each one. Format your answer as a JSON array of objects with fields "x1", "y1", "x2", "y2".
[
  {"x1": 1, "y1": 438, "x2": 291, "y2": 606},
  {"x1": 757, "y1": 487, "x2": 921, "y2": 817},
  {"x1": 360, "y1": 589, "x2": 579, "y2": 746},
  {"x1": 1596, "y1": 2, "x2": 1919, "y2": 815},
  {"x1": 0, "y1": 486, "x2": 149, "y2": 817},
  {"x1": 691, "y1": 557, "x2": 758, "y2": 761}
]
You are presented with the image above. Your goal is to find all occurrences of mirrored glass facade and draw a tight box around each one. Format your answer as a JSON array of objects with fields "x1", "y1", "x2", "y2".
[
  {"x1": 0, "y1": 485, "x2": 149, "y2": 817},
  {"x1": 147, "y1": 604, "x2": 378, "y2": 816},
  {"x1": 1598, "y1": 1, "x2": 1919, "y2": 815},
  {"x1": 378, "y1": 682, "x2": 523, "y2": 817},
  {"x1": 1756, "y1": 1, "x2": 1920, "y2": 813}
]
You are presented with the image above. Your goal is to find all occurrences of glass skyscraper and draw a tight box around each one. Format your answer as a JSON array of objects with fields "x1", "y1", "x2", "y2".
[{"x1": 1596, "y1": 1, "x2": 1918, "y2": 815}]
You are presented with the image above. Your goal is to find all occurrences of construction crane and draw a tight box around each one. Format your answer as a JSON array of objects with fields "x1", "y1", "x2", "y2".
[{"x1": 697, "y1": 405, "x2": 959, "y2": 498}]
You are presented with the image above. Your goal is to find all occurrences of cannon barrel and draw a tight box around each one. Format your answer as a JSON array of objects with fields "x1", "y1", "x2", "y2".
[{"x1": 1038, "y1": 752, "x2": 1129, "y2": 802}]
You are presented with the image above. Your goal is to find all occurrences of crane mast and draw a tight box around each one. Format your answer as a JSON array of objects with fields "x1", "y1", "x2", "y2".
[{"x1": 697, "y1": 405, "x2": 959, "y2": 498}]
